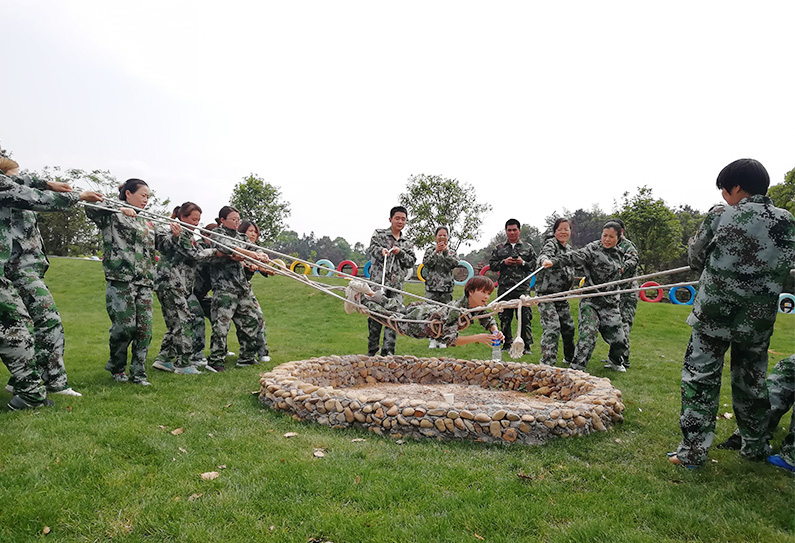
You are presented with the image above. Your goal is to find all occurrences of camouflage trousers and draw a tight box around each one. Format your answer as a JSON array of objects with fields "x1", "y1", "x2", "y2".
[
  {"x1": 155, "y1": 285, "x2": 195, "y2": 367},
  {"x1": 675, "y1": 329, "x2": 772, "y2": 466},
  {"x1": 0, "y1": 277, "x2": 46, "y2": 404},
  {"x1": 770, "y1": 356, "x2": 795, "y2": 464},
  {"x1": 496, "y1": 289, "x2": 533, "y2": 347},
  {"x1": 537, "y1": 299, "x2": 575, "y2": 366},
  {"x1": 249, "y1": 296, "x2": 269, "y2": 357},
  {"x1": 619, "y1": 291, "x2": 638, "y2": 365},
  {"x1": 209, "y1": 288, "x2": 260, "y2": 365},
  {"x1": 6, "y1": 266, "x2": 70, "y2": 391},
  {"x1": 188, "y1": 291, "x2": 211, "y2": 361},
  {"x1": 571, "y1": 299, "x2": 627, "y2": 370},
  {"x1": 367, "y1": 289, "x2": 403, "y2": 356},
  {"x1": 104, "y1": 280, "x2": 153, "y2": 382}
]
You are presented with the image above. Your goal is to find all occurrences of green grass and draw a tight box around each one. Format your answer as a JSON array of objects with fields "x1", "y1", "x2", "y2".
[{"x1": 1, "y1": 258, "x2": 793, "y2": 543}]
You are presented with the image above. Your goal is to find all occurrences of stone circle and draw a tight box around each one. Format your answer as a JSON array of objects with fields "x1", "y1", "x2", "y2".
[{"x1": 258, "y1": 354, "x2": 625, "y2": 445}]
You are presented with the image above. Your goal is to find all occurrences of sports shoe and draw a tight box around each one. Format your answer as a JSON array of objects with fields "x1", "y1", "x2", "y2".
[
  {"x1": 604, "y1": 362, "x2": 627, "y2": 373},
  {"x1": 131, "y1": 379, "x2": 152, "y2": 386},
  {"x1": 236, "y1": 360, "x2": 255, "y2": 368},
  {"x1": 226, "y1": 351, "x2": 236, "y2": 358},
  {"x1": 523, "y1": 346, "x2": 532, "y2": 356},
  {"x1": 428, "y1": 339, "x2": 437, "y2": 349},
  {"x1": 51, "y1": 387, "x2": 82, "y2": 397},
  {"x1": 112, "y1": 373, "x2": 129, "y2": 383},
  {"x1": 716, "y1": 433, "x2": 742, "y2": 450},
  {"x1": 259, "y1": 355, "x2": 271, "y2": 363},
  {"x1": 208, "y1": 363, "x2": 225, "y2": 373},
  {"x1": 193, "y1": 357, "x2": 209, "y2": 367},
  {"x1": 174, "y1": 366, "x2": 202, "y2": 375},
  {"x1": 767, "y1": 455, "x2": 795, "y2": 473},
  {"x1": 4, "y1": 384, "x2": 13, "y2": 393},
  {"x1": 8, "y1": 395, "x2": 55, "y2": 411},
  {"x1": 153, "y1": 360, "x2": 175, "y2": 372},
  {"x1": 667, "y1": 452, "x2": 702, "y2": 470}
]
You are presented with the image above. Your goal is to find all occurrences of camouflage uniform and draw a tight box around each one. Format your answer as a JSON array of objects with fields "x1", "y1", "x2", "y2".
[
  {"x1": 536, "y1": 237, "x2": 575, "y2": 366},
  {"x1": 422, "y1": 246, "x2": 457, "y2": 305},
  {"x1": 550, "y1": 240, "x2": 627, "y2": 371},
  {"x1": 489, "y1": 240, "x2": 536, "y2": 349},
  {"x1": 154, "y1": 227, "x2": 214, "y2": 367},
  {"x1": 1, "y1": 173, "x2": 79, "y2": 405},
  {"x1": 189, "y1": 253, "x2": 213, "y2": 362},
  {"x1": 675, "y1": 195, "x2": 795, "y2": 466},
  {"x1": 360, "y1": 294, "x2": 497, "y2": 347},
  {"x1": 85, "y1": 203, "x2": 156, "y2": 383},
  {"x1": 208, "y1": 226, "x2": 260, "y2": 366},
  {"x1": 242, "y1": 267, "x2": 269, "y2": 358},
  {"x1": 366, "y1": 228, "x2": 416, "y2": 356},
  {"x1": 617, "y1": 236, "x2": 639, "y2": 365},
  {"x1": 769, "y1": 355, "x2": 795, "y2": 465}
]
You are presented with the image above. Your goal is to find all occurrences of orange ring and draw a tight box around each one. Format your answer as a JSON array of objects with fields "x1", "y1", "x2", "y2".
[{"x1": 639, "y1": 281, "x2": 663, "y2": 303}]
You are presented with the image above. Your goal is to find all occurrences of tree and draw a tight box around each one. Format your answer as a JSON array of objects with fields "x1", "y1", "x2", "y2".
[
  {"x1": 768, "y1": 167, "x2": 795, "y2": 215},
  {"x1": 398, "y1": 174, "x2": 492, "y2": 252},
  {"x1": 229, "y1": 174, "x2": 291, "y2": 244},
  {"x1": 619, "y1": 186, "x2": 683, "y2": 273}
]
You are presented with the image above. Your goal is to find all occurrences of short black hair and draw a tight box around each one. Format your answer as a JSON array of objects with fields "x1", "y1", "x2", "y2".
[
  {"x1": 118, "y1": 178, "x2": 148, "y2": 201},
  {"x1": 552, "y1": 217, "x2": 571, "y2": 233},
  {"x1": 390, "y1": 206, "x2": 408, "y2": 218},
  {"x1": 602, "y1": 221, "x2": 622, "y2": 236},
  {"x1": 610, "y1": 217, "x2": 625, "y2": 230},
  {"x1": 216, "y1": 205, "x2": 240, "y2": 223},
  {"x1": 716, "y1": 158, "x2": 770, "y2": 196},
  {"x1": 505, "y1": 218, "x2": 521, "y2": 229},
  {"x1": 435, "y1": 225, "x2": 449, "y2": 236}
]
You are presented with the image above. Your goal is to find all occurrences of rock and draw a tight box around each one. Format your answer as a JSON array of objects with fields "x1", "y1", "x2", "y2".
[
  {"x1": 435, "y1": 419, "x2": 447, "y2": 432},
  {"x1": 492, "y1": 409, "x2": 506, "y2": 421},
  {"x1": 420, "y1": 419, "x2": 434, "y2": 428},
  {"x1": 489, "y1": 421, "x2": 502, "y2": 437},
  {"x1": 447, "y1": 410, "x2": 459, "y2": 419},
  {"x1": 474, "y1": 413, "x2": 491, "y2": 423},
  {"x1": 402, "y1": 407, "x2": 415, "y2": 417},
  {"x1": 503, "y1": 428, "x2": 517, "y2": 442},
  {"x1": 574, "y1": 416, "x2": 587, "y2": 428},
  {"x1": 343, "y1": 407, "x2": 354, "y2": 423}
]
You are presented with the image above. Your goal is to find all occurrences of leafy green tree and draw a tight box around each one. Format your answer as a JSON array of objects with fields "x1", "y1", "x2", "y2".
[
  {"x1": 768, "y1": 167, "x2": 795, "y2": 214},
  {"x1": 398, "y1": 174, "x2": 492, "y2": 252},
  {"x1": 229, "y1": 174, "x2": 291, "y2": 244},
  {"x1": 619, "y1": 186, "x2": 683, "y2": 273}
]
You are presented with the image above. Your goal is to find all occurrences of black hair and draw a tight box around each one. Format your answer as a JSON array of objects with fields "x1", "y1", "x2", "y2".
[
  {"x1": 716, "y1": 158, "x2": 770, "y2": 196},
  {"x1": 552, "y1": 217, "x2": 571, "y2": 233},
  {"x1": 216, "y1": 205, "x2": 240, "y2": 224},
  {"x1": 118, "y1": 178, "x2": 148, "y2": 201},
  {"x1": 464, "y1": 276, "x2": 495, "y2": 296},
  {"x1": 390, "y1": 206, "x2": 408, "y2": 218},
  {"x1": 435, "y1": 225, "x2": 449, "y2": 236},
  {"x1": 174, "y1": 202, "x2": 202, "y2": 220},
  {"x1": 602, "y1": 220, "x2": 622, "y2": 236},
  {"x1": 610, "y1": 217, "x2": 625, "y2": 230},
  {"x1": 238, "y1": 220, "x2": 260, "y2": 238},
  {"x1": 505, "y1": 218, "x2": 521, "y2": 229}
]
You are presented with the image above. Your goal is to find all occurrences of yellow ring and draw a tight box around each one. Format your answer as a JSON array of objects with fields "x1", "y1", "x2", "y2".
[
  {"x1": 289, "y1": 260, "x2": 311, "y2": 275},
  {"x1": 417, "y1": 263, "x2": 426, "y2": 282}
]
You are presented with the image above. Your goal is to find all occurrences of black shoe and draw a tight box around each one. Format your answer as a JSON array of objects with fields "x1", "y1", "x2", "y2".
[
  {"x1": 523, "y1": 346, "x2": 532, "y2": 355},
  {"x1": 715, "y1": 433, "x2": 742, "y2": 450},
  {"x1": 380, "y1": 351, "x2": 394, "y2": 357},
  {"x1": 367, "y1": 351, "x2": 378, "y2": 357},
  {"x1": 8, "y1": 395, "x2": 55, "y2": 411}
]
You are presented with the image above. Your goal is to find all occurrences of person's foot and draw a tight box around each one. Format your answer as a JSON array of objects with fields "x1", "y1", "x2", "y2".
[
  {"x1": 767, "y1": 455, "x2": 795, "y2": 473},
  {"x1": 667, "y1": 452, "x2": 701, "y2": 470},
  {"x1": 192, "y1": 356, "x2": 208, "y2": 367},
  {"x1": 7, "y1": 395, "x2": 55, "y2": 411},
  {"x1": 51, "y1": 387, "x2": 82, "y2": 397},
  {"x1": 226, "y1": 351, "x2": 236, "y2": 358},
  {"x1": 236, "y1": 360, "x2": 255, "y2": 368},
  {"x1": 174, "y1": 366, "x2": 202, "y2": 375},
  {"x1": 367, "y1": 350, "x2": 378, "y2": 357},
  {"x1": 715, "y1": 433, "x2": 742, "y2": 450},
  {"x1": 111, "y1": 373, "x2": 129, "y2": 383},
  {"x1": 208, "y1": 363, "x2": 225, "y2": 373},
  {"x1": 131, "y1": 379, "x2": 152, "y2": 386},
  {"x1": 259, "y1": 354, "x2": 271, "y2": 363},
  {"x1": 153, "y1": 360, "x2": 175, "y2": 372},
  {"x1": 603, "y1": 362, "x2": 627, "y2": 373},
  {"x1": 428, "y1": 339, "x2": 437, "y2": 349},
  {"x1": 4, "y1": 384, "x2": 14, "y2": 393},
  {"x1": 380, "y1": 351, "x2": 394, "y2": 357}
]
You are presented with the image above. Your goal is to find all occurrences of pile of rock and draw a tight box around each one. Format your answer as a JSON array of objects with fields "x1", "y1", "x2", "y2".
[{"x1": 258, "y1": 355, "x2": 625, "y2": 445}]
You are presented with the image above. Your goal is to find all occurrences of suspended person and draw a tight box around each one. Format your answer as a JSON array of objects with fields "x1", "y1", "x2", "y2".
[
  {"x1": 535, "y1": 218, "x2": 575, "y2": 367},
  {"x1": 346, "y1": 276, "x2": 503, "y2": 348},
  {"x1": 541, "y1": 221, "x2": 628, "y2": 373},
  {"x1": 612, "y1": 218, "x2": 639, "y2": 369},
  {"x1": 152, "y1": 203, "x2": 215, "y2": 375},
  {"x1": 0, "y1": 153, "x2": 103, "y2": 409},
  {"x1": 85, "y1": 178, "x2": 156, "y2": 386},
  {"x1": 489, "y1": 219, "x2": 536, "y2": 355},
  {"x1": 188, "y1": 222, "x2": 218, "y2": 365},
  {"x1": 365, "y1": 206, "x2": 416, "y2": 356},
  {"x1": 238, "y1": 220, "x2": 274, "y2": 363},
  {"x1": 668, "y1": 159, "x2": 795, "y2": 470},
  {"x1": 206, "y1": 206, "x2": 270, "y2": 372},
  {"x1": 422, "y1": 226, "x2": 458, "y2": 349}
]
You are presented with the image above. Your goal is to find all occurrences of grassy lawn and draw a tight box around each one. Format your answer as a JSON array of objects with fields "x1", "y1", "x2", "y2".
[{"x1": 1, "y1": 258, "x2": 793, "y2": 543}]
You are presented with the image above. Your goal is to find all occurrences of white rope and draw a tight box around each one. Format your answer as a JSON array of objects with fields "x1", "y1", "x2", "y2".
[{"x1": 489, "y1": 266, "x2": 544, "y2": 306}]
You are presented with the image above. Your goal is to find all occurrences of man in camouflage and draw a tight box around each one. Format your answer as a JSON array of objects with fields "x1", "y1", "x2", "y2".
[
  {"x1": 670, "y1": 159, "x2": 795, "y2": 469},
  {"x1": 614, "y1": 218, "x2": 639, "y2": 368},
  {"x1": 365, "y1": 206, "x2": 416, "y2": 356},
  {"x1": 489, "y1": 219, "x2": 536, "y2": 354},
  {"x1": 422, "y1": 226, "x2": 458, "y2": 349}
]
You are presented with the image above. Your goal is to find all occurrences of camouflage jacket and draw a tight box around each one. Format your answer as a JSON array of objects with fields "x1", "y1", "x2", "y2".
[
  {"x1": 535, "y1": 237, "x2": 574, "y2": 295},
  {"x1": 209, "y1": 225, "x2": 252, "y2": 293},
  {"x1": 617, "y1": 236, "x2": 639, "y2": 287},
  {"x1": 550, "y1": 240, "x2": 623, "y2": 305},
  {"x1": 155, "y1": 227, "x2": 215, "y2": 294},
  {"x1": 686, "y1": 195, "x2": 795, "y2": 342},
  {"x1": 422, "y1": 246, "x2": 457, "y2": 293},
  {"x1": 489, "y1": 240, "x2": 537, "y2": 293},
  {"x1": 402, "y1": 294, "x2": 497, "y2": 347},
  {"x1": 85, "y1": 202, "x2": 156, "y2": 286},
  {"x1": 1, "y1": 173, "x2": 79, "y2": 277},
  {"x1": 366, "y1": 228, "x2": 416, "y2": 290}
]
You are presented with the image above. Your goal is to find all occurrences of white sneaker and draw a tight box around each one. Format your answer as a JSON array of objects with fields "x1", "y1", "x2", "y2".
[
  {"x1": 428, "y1": 339, "x2": 437, "y2": 349},
  {"x1": 153, "y1": 360, "x2": 175, "y2": 372},
  {"x1": 604, "y1": 362, "x2": 627, "y2": 373},
  {"x1": 226, "y1": 351, "x2": 236, "y2": 358},
  {"x1": 52, "y1": 387, "x2": 83, "y2": 397},
  {"x1": 259, "y1": 355, "x2": 271, "y2": 363},
  {"x1": 174, "y1": 366, "x2": 202, "y2": 375},
  {"x1": 4, "y1": 384, "x2": 13, "y2": 393}
]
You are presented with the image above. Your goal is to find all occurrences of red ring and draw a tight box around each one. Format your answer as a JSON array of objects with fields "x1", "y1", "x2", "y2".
[
  {"x1": 639, "y1": 281, "x2": 663, "y2": 303},
  {"x1": 336, "y1": 260, "x2": 359, "y2": 277}
]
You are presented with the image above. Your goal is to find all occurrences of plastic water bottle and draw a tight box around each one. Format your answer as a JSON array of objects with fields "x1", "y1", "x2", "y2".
[{"x1": 491, "y1": 338, "x2": 502, "y2": 362}]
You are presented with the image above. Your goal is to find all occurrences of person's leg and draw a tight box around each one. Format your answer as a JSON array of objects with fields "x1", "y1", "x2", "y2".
[
  {"x1": 620, "y1": 292, "x2": 638, "y2": 367},
  {"x1": 537, "y1": 301, "x2": 561, "y2": 365},
  {"x1": 105, "y1": 280, "x2": 136, "y2": 376},
  {"x1": 766, "y1": 355, "x2": 795, "y2": 440},
  {"x1": 232, "y1": 292, "x2": 261, "y2": 365},
  {"x1": 154, "y1": 286, "x2": 179, "y2": 368},
  {"x1": 730, "y1": 338, "x2": 773, "y2": 461},
  {"x1": 187, "y1": 292, "x2": 207, "y2": 362},
  {"x1": 571, "y1": 300, "x2": 598, "y2": 371},
  {"x1": 557, "y1": 300, "x2": 576, "y2": 363},
  {"x1": 380, "y1": 291, "x2": 402, "y2": 356},
  {"x1": 598, "y1": 304, "x2": 628, "y2": 368},
  {"x1": 129, "y1": 285, "x2": 153, "y2": 383},
  {"x1": 498, "y1": 307, "x2": 516, "y2": 348},
  {"x1": 674, "y1": 330, "x2": 728, "y2": 466},
  {"x1": 209, "y1": 290, "x2": 237, "y2": 369}
]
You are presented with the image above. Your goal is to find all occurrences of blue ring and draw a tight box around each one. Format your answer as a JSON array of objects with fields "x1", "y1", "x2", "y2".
[
  {"x1": 668, "y1": 285, "x2": 695, "y2": 305},
  {"x1": 363, "y1": 260, "x2": 372, "y2": 279},
  {"x1": 454, "y1": 260, "x2": 475, "y2": 286},
  {"x1": 528, "y1": 274, "x2": 536, "y2": 289},
  {"x1": 779, "y1": 293, "x2": 795, "y2": 314},
  {"x1": 313, "y1": 259, "x2": 335, "y2": 277}
]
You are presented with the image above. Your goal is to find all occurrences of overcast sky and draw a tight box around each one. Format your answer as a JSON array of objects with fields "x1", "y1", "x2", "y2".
[{"x1": 4, "y1": 1, "x2": 794, "y2": 251}]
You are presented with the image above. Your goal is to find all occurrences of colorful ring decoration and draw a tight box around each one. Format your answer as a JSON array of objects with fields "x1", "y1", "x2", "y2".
[
  {"x1": 639, "y1": 281, "x2": 663, "y2": 303},
  {"x1": 363, "y1": 260, "x2": 372, "y2": 278},
  {"x1": 528, "y1": 274, "x2": 536, "y2": 289},
  {"x1": 289, "y1": 260, "x2": 311, "y2": 275},
  {"x1": 779, "y1": 293, "x2": 795, "y2": 314},
  {"x1": 668, "y1": 285, "x2": 695, "y2": 305},
  {"x1": 479, "y1": 264, "x2": 497, "y2": 287},
  {"x1": 417, "y1": 263, "x2": 427, "y2": 282},
  {"x1": 312, "y1": 259, "x2": 335, "y2": 277},
  {"x1": 271, "y1": 258, "x2": 287, "y2": 270},
  {"x1": 454, "y1": 260, "x2": 475, "y2": 286},
  {"x1": 578, "y1": 277, "x2": 586, "y2": 288},
  {"x1": 337, "y1": 260, "x2": 358, "y2": 278}
]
